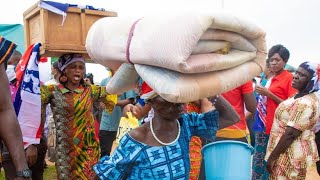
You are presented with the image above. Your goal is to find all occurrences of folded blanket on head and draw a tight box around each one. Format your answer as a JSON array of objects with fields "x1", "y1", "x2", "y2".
[{"x1": 86, "y1": 13, "x2": 266, "y2": 103}]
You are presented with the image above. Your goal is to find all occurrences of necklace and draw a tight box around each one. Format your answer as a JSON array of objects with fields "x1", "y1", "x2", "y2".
[{"x1": 150, "y1": 119, "x2": 180, "y2": 146}]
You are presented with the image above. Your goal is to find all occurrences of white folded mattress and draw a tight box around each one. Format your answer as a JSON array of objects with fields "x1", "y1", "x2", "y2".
[{"x1": 86, "y1": 13, "x2": 266, "y2": 102}]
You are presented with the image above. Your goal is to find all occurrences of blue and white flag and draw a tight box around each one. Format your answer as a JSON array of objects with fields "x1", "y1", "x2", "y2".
[
  {"x1": 14, "y1": 43, "x2": 42, "y2": 149},
  {"x1": 39, "y1": 1, "x2": 106, "y2": 25},
  {"x1": 39, "y1": 1, "x2": 70, "y2": 25}
]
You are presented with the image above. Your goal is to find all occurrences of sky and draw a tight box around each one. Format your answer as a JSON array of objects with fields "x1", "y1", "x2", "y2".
[{"x1": 0, "y1": 0, "x2": 319, "y2": 81}]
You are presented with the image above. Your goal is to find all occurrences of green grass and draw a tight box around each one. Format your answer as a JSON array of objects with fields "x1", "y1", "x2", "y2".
[
  {"x1": 0, "y1": 165, "x2": 57, "y2": 180},
  {"x1": 44, "y1": 165, "x2": 57, "y2": 180},
  {"x1": 0, "y1": 171, "x2": 4, "y2": 180}
]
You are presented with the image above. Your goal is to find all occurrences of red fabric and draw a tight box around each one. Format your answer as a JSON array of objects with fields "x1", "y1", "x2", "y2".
[
  {"x1": 222, "y1": 81, "x2": 254, "y2": 130},
  {"x1": 39, "y1": 57, "x2": 48, "y2": 63},
  {"x1": 265, "y1": 70, "x2": 297, "y2": 134},
  {"x1": 36, "y1": 125, "x2": 43, "y2": 139},
  {"x1": 15, "y1": 44, "x2": 34, "y2": 88},
  {"x1": 141, "y1": 82, "x2": 153, "y2": 95},
  {"x1": 94, "y1": 119, "x2": 100, "y2": 142},
  {"x1": 185, "y1": 102, "x2": 201, "y2": 113}
]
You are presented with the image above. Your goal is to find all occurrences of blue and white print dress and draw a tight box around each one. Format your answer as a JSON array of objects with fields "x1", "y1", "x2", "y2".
[{"x1": 94, "y1": 110, "x2": 219, "y2": 180}]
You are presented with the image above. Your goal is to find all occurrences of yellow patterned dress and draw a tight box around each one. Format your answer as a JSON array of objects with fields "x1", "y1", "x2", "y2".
[
  {"x1": 265, "y1": 92, "x2": 320, "y2": 180},
  {"x1": 41, "y1": 84, "x2": 117, "y2": 180}
]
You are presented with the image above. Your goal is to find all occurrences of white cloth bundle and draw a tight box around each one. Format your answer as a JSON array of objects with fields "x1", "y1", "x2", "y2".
[{"x1": 86, "y1": 13, "x2": 266, "y2": 102}]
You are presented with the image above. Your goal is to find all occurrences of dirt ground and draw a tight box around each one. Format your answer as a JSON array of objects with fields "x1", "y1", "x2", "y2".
[{"x1": 306, "y1": 165, "x2": 320, "y2": 180}]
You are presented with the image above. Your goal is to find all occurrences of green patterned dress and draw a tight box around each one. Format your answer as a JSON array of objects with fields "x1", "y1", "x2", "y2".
[{"x1": 41, "y1": 83, "x2": 117, "y2": 180}]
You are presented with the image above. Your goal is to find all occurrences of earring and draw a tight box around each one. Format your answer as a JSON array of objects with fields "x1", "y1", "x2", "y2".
[{"x1": 59, "y1": 75, "x2": 68, "y2": 83}]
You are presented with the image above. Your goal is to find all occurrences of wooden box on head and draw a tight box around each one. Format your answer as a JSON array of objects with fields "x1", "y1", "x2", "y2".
[{"x1": 23, "y1": 1, "x2": 117, "y2": 61}]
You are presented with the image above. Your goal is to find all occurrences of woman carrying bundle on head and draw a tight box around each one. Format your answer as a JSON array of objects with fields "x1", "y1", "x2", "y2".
[{"x1": 93, "y1": 82, "x2": 240, "y2": 180}]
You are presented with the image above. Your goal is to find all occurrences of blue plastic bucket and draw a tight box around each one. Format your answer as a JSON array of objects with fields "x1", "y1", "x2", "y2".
[{"x1": 202, "y1": 140, "x2": 254, "y2": 180}]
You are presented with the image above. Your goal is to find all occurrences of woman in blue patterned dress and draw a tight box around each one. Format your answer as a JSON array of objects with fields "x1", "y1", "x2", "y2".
[{"x1": 93, "y1": 82, "x2": 240, "y2": 179}]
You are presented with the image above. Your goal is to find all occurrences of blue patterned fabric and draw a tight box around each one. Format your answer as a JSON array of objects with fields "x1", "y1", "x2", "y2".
[
  {"x1": 252, "y1": 132, "x2": 270, "y2": 180},
  {"x1": 94, "y1": 110, "x2": 219, "y2": 179},
  {"x1": 253, "y1": 73, "x2": 269, "y2": 132}
]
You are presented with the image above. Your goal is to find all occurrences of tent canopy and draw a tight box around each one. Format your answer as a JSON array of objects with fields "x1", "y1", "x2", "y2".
[{"x1": 0, "y1": 24, "x2": 25, "y2": 53}]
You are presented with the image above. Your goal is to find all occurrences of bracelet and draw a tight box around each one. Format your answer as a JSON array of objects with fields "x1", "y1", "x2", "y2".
[{"x1": 209, "y1": 95, "x2": 219, "y2": 105}]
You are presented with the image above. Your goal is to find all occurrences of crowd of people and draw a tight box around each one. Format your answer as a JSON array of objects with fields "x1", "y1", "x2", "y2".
[{"x1": 0, "y1": 35, "x2": 319, "y2": 180}]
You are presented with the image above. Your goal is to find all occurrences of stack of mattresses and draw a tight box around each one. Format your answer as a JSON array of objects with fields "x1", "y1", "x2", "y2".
[{"x1": 86, "y1": 13, "x2": 266, "y2": 103}]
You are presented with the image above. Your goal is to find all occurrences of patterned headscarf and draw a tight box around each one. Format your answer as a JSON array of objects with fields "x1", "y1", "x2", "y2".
[
  {"x1": 58, "y1": 53, "x2": 85, "y2": 71},
  {"x1": 299, "y1": 61, "x2": 320, "y2": 94}
]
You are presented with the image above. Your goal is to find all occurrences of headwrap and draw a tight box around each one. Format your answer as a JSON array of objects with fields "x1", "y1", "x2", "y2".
[
  {"x1": 58, "y1": 53, "x2": 85, "y2": 71},
  {"x1": 138, "y1": 82, "x2": 158, "y2": 106},
  {"x1": 299, "y1": 61, "x2": 320, "y2": 94},
  {"x1": 302, "y1": 61, "x2": 320, "y2": 133},
  {"x1": 0, "y1": 36, "x2": 17, "y2": 70}
]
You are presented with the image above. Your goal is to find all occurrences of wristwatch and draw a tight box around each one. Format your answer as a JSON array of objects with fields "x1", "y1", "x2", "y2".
[{"x1": 16, "y1": 169, "x2": 32, "y2": 178}]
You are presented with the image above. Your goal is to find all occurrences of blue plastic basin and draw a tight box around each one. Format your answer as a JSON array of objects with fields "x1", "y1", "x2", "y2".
[{"x1": 202, "y1": 140, "x2": 254, "y2": 180}]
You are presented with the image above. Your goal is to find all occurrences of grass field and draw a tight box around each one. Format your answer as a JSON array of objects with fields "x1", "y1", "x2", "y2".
[
  {"x1": 43, "y1": 165, "x2": 57, "y2": 180},
  {"x1": 0, "y1": 172, "x2": 4, "y2": 179}
]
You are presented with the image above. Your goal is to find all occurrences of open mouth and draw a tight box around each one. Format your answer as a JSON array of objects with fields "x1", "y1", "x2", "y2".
[{"x1": 73, "y1": 75, "x2": 81, "y2": 81}]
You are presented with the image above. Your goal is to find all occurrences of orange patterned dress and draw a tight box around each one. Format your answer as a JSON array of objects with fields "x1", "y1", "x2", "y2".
[
  {"x1": 41, "y1": 84, "x2": 117, "y2": 180},
  {"x1": 185, "y1": 102, "x2": 202, "y2": 180}
]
